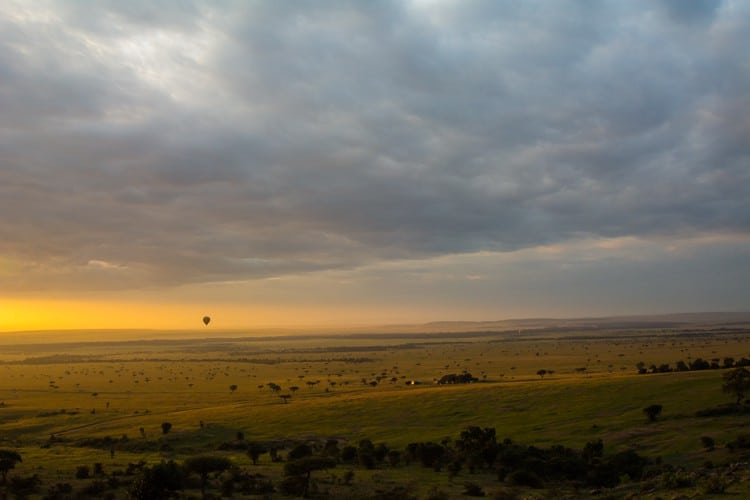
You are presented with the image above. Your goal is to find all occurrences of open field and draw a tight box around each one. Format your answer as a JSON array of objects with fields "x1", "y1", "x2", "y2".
[{"x1": 2, "y1": 315, "x2": 750, "y2": 498}]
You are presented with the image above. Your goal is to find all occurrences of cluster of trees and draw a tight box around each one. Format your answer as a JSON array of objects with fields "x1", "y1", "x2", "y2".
[
  {"x1": 42, "y1": 427, "x2": 651, "y2": 498},
  {"x1": 437, "y1": 372, "x2": 479, "y2": 384},
  {"x1": 221, "y1": 427, "x2": 649, "y2": 493},
  {"x1": 1, "y1": 418, "x2": 743, "y2": 499},
  {"x1": 396, "y1": 429, "x2": 648, "y2": 489},
  {"x1": 637, "y1": 356, "x2": 750, "y2": 374},
  {"x1": 5, "y1": 368, "x2": 750, "y2": 498}
]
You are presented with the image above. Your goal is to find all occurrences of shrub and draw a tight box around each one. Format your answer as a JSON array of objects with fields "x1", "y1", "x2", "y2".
[
  {"x1": 492, "y1": 486, "x2": 522, "y2": 500},
  {"x1": 370, "y1": 485, "x2": 416, "y2": 500},
  {"x1": 582, "y1": 439, "x2": 604, "y2": 463},
  {"x1": 357, "y1": 449, "x2": 376, "y2": 469},
  {"x1": 463, "y1": 481, "x2": 485, "y2": 496},
  {"x1": 726, "y1": 434, "x2": 750, "y2": 451},
  {"x1": 425, "y1": 486, "x2": 449, "y2": 500},
  {"x1": 44, "y1": 482, "x2": 73, "y2": 500},
  {"x1": 418, "y1": 442, "x2": 445, "y2": 468},
  {"x1": 8, "y1": 474, "x2": 41, "y2": 498},
  {"x1": 279, "y1": 475, "x2": 307, "y2": 496},
  {"x1": 75, "y1": 465, "x2": 90, "y2": 479},
  {"x1": 606, "y1": 449, "x2": 648, "y2": 481},
  {"x1": 700, "y1": 436, "x2": 715, "y2": 451},
  {"x1": 79, "y1": 479, "x2": 109, "y2": 496},
  {"x1": 702, "y1": 474, "x2": 729, "y2": 494},
  {"x1": 586, "y1": 463, "x2": 619, "y2": 488},
  {"x1": 695, "y1": 404, "x2": 747, "y2": 417},
  {"x1": 287, "y1": 443, "x2": 313, "y2": 461},
  {"x1": 374, "y1": 443, "x2": 389, "y2": 463},
  {"x1": 342, "y1": 469, "x2": 355, "y2": 485},
  {"x1": 323, "y1": 439, "x2": 340, "y2": 458},
  {"x1": 657, "y1": 469, "x2": 695, "y2": 489},
  {"x1": 643, "y1": 404, "x2": 663, "y2": 422},
  {"x1": 234, "y1": 472, "x2": 275, "y2": 495},
  {"x1": 505, "y1": 469, "x2": 543, "y2": 488},
  {"x1": 340, "y1": 446, "x2": 357, "y2": 464},
  {"x1": 247, "y1": 442, "x2": 267, "y2": 465}
]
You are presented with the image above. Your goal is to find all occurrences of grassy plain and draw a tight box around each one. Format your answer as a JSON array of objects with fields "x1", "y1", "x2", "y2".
[{"x1": 1, "y1": 317, "x2": 750, "y2": 497}]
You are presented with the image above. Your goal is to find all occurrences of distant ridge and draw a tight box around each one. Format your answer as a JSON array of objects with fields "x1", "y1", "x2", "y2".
[
  {"x1": 378, "y1": 311, "x2": 750, "y2": 333},
  {"x1": 1, "y1": 312, "x2": 748, "y2": 344}
]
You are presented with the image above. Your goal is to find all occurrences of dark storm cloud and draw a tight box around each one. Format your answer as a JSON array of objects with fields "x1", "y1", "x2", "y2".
[{"x1": 1, "y1": 0, "x2": 748, "y2": 291}]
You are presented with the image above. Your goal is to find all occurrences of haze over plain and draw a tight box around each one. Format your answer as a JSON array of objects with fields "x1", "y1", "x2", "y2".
[{"x1": 1, "y1": 1, "x2": 749, "y2": 331}]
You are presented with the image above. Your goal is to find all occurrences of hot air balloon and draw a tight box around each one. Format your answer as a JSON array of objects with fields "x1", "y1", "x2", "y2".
[{"x1": 202, "y1": 316, "x2": 211, "y2": 326}]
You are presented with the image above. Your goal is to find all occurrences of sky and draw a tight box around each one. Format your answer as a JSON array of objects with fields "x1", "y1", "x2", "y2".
[{"x1": 1, "y1": 0, "x2": 749, "y2": 332}]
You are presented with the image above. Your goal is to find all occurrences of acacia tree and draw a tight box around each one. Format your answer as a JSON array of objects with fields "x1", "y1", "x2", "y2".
[
  {"x1": 723, "y1": 367, "x2": 750, "y2": 405},
  {"x1": 0, "y1": 449, "x2": 22, "y2": 484},
  {"x1": 283, "y1": 456, "x2": 336, "y2": 497},
  {"x1": 129, "y1": 460, "x2": 184, "y2": 500},
  {"x1": 184, "y1": 456, "x2": 232, "y2": 498},
  {"x1": 247, "y1": 442, "x2": 268, "y2": 465},
  {"x1": 161, "y1": 422, "x2": 172, "y2": 435},
  {"x1": 267, "y1": 383, "x2": 281, "y2": 393}
]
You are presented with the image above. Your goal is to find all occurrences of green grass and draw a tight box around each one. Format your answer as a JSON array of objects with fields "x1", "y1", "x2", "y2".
[{"x1": 1, "y1": 327, "x2": 750, "y2": 497}]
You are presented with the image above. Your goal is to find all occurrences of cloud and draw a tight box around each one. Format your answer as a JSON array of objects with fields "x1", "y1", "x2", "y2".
[{"x1": 0, "y1": 0, "x2": 748, "y2": 293}]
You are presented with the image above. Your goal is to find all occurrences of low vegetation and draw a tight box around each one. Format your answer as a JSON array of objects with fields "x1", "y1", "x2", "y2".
[{"x1": 1, "y1": 321, "x2": 750, "y2": 497}]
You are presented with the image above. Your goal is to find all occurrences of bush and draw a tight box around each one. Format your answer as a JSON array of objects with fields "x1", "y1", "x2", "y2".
[
  {"x1": 8, "y1": 474, "x2": 41, "y2": 498},
  {"x1": 79, "y1": 479, "x2": 109, "y2": 496},
  {"x1": 75, "y1": 465, "x2": 89, "y2": 479},
  {"x1": 505, "y1": 469, "x2": 543, "y2": 488},
  {"x1": 492, "y1": 487, "x2": 522, "y2": 500},
  {"x1": 463, "y1": 481, "x2": 485, "y2": 496},
  {"x1": 582, "y1": 439, "x2": 604, "y2": 463},
  {"x1": 695, "y1": 404, "x2": 750, "y2": 417},
  {"x1": 418, "y1": 442, "x2": 445, "y2": 468},
  {"x1": 247, "y1": 442, "x2": 268, "y2": 465},
  {"x1": 340, "y1": 446, "x2": 358, "y2": 464},
  {"x1": 702, "y1": 474, "x2": 729, "y2": 494},
  {"x1": 657, "y1": 469, "x2": 695, "y2": 489},
  {"x1": 374, "y1": 442, "x2": 389, "y2": 463},
  {"x1": 287, "y1": 443, "x2": 313, "y2": 461},
  {"x1": 700, "y1": 436, "x2": 715, "y2": 451},
  {"x1": 643, "y1": 404, "x2": 663, "y2": 422},
  {"x1": 370, "y1": 485, "x2": 416, "y2": 500},
  {"x1": 279, "y1": 475, "x2": 307, "y2": 496},
  {"x1": 43, "y1": 482, "x2": 73, "y2": 500},
  {"x1": 606, "y1": 449, "x2": 648, "y2": 481},
  {"x1": 357, "y1": 449, "x2": 376, "y2": 469},
  {"x1": 234, "y1": 472, "x2": 275, "y2": 495},
  {"x1": 586, "y1": 463, "x2": 619, "y2": 488},
  {"x1": 727, "y1": 434, "x2": 750, "y2": 451},
  {"x1": 425, "y1": 486, "x2": 449, "y2": 500}
]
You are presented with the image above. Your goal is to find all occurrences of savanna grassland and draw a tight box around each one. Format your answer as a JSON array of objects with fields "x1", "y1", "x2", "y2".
[{"x1": 2, "y1": 314, "x2": 750, "y2": 499}]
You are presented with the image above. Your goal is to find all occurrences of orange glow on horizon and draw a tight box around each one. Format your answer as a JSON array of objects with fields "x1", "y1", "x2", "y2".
[
  {"x1": 0, "y1": 298, "x2": 318, "y2": 333},
  {"x1": 0, "y1": 298, "x2": 430, "y2": 334}
]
